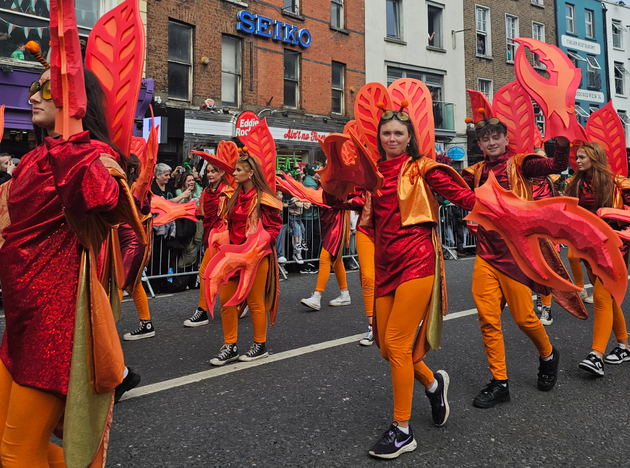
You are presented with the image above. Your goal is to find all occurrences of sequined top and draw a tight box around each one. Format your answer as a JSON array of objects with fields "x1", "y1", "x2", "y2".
[
  {"x1": 200, "y1": 182, "x2": 228, "y2": 248},
  {"x1": 373, "y1": 154, "x2": 475, "y2": 297},
  {"x1": 0, "y1": 133, "x2": 120, "y2": 396},
  {"x1": 228, "y1": 186, "x2": 282, "y2": 246},
  {"x1": 321, "y1": 191, "x2": 347, "y2": 258}
]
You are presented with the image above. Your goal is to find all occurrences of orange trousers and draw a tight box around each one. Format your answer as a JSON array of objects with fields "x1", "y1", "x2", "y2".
[
  {"x1": 119, "y1": 285, "x2": 151, "y2": 321},
  {"x1": 541, "y1": 294, "x2": 551, "y2": 307},
  {"x1": 220, "y1": 257, "x2": 269, "y2": 344},
  {"x1": 198, "y1": 248, "x2": 212, "y2": 310},
  {"x1": 592, "y1": 278, "x2": 629, "y2": 354},
  {"x1": 567, "y1": 247, "x2": 585, "y2": 289},
  {"x1": 315, "y1": 248, "x2": 348, "y2": 293},
  {"x1": 375, "y1": 276, "x2": 435, "y2": 422},
  {"x1": 472, "y1": 256, "x2": 553, "y2": 380},
  {"x1": 0, "y1": 361, "x2": 66, "y2": 468},
  {"x1": 355, "y1": 231, "x2": 375, "y2": 319}
]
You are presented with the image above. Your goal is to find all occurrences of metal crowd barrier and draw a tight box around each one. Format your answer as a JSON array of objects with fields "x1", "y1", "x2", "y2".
[{"x1": 438, "y1": 204, "x2": 476, "y2": 260}]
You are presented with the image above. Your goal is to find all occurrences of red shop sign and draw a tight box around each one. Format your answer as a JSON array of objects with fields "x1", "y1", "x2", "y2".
[{"x1": 235, "y1": 111, "x2": 261, "y2": 141}]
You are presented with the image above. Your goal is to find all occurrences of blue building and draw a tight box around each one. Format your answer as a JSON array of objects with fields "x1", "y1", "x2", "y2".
[{"x1": 556, "y1": 0, "x2": 608, "y2": 124}]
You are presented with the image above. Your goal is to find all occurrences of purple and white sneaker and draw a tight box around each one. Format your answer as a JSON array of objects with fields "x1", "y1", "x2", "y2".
[
  {"x1": 368, "y1": 423, "x2": 417, "y2": 459},
  {"x1": 425, "y1": 370, "x2": 450, "y2": 426}
]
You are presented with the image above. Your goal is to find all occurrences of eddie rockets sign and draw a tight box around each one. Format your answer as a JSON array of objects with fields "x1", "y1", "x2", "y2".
[{"x1": 235, "y1": 111, "x2": 261, "y2": 140}]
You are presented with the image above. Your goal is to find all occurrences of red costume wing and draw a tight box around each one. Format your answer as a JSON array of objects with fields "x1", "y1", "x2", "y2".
[
  {"x1": 514, "y1": 38, "x2": 587, "y2": 143},
  {"x1": 317, "y1": 133, "x2": 358, "y2": 201},
  {"x1": 85, "y1": 0, "x2": 145, "y2": 156},
  {"x1": 347, "y1": 129, "x2": 384, "y2": 194},
  {"x1": 466, "y1": 172, "x2": 627, "y2": 305},
  {"x1": 50, "y1": 0, "x2": 85, "y2": 139},
  {"x1": 203, "y1": 221, "x2": 272, "y2": 316},
  {"x1": 276, "y1": 173, "x2": 327, "y2": 207},
  {"x1": 239, "y1": 118, "x2": 277, "y2": 193},
  {"x1": 467, "y1": 89, "x2": 495, "y2": 121},
  {"x1": 0, "y1": 105, "x2": 4, "y2": 135},
  {"x1": 130, "y1": 136, "x2": 147, "y2": 164},
  {"x1": 587, "y1": 102, "x2": 628, "y2": 177},
  {"x1": 492, "y1": 81, "x2": 537, "y2": 155},
  {"x1": 598, "y1": 208, "x2": 630, "y2": 241},
  {"x1": 192, "y1": 140, "x2": 238, "y2": 187},
  {"x1": 151, "y1": 196, "x2": 198, "y2": 226},
  {"x1": 354, "y1": 82, "x2": 391, "y2": 158},
  {"x1": 388, "y1": 78, "x2": 436, "y2": 159},
  {"x1": 133, "y1": 121, "x2": 158, "y2": 203}
]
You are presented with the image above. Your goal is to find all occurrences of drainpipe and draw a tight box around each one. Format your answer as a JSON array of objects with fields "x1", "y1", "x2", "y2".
[{"x1": 602, "y1": 2, "x2": 611, "y2": 101}]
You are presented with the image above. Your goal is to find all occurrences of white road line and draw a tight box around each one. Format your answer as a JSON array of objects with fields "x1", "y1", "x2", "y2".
[{"x1": 120, "y1": 306, "x2": 481, "y2": 402}]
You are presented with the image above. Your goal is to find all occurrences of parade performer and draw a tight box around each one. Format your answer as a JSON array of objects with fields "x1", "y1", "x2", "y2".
[
  {"x1": 345, "y1": 79, "x2": 476, "y2": 459},
  {"x1": 565, "y1": 143, "x2": 630, "y2": 375},
  {"x1": 184, "y1": 144, "x2": 236, "y2": 327}
]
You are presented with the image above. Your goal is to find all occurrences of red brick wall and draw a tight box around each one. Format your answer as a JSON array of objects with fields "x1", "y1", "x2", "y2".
[{"x1": 146, "y1": 0, "x2": 365, "y2": 118}]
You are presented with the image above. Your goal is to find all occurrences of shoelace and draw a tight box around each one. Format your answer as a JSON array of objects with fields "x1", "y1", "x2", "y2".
[
  {"x1": 131, "y1": 324, "x2": 145, "y2": 334},
  {"x1": 217, "y1": 345, "x2": 233, "y2": 359},
  {"x1": 191, "y1": 309, "x2": 204, "y2": 321},
  {"x1": 246, "y1": 343, "x2": 262, "y2": 356}
]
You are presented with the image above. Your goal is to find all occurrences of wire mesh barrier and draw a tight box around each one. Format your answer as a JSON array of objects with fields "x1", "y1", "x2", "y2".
[{"x1": 438, "y1": 204, "x2": 477, "y2": 260}]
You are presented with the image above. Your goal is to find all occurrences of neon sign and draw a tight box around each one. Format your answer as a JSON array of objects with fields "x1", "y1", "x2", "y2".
[{"x1": 236, "y1": 10, "x2": 312, "y2": 48}]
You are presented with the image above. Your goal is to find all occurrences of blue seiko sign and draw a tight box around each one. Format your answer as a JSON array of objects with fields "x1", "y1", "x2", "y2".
[{"x1": 236, "y1": 10, "x2": 312, "y2": 48}]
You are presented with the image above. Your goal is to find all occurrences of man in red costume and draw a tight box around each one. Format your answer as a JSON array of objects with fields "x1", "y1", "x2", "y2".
[{"x1": 462, "y1": 118, "x2": 570, "y2": 408}]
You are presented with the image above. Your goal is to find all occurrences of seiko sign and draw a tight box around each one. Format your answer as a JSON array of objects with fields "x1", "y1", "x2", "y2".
[{"x1": 236, "y1": 10, "x2": 312, "y2": 48}]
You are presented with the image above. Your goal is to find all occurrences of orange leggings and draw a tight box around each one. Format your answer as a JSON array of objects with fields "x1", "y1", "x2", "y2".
[
  {"x1": 541, "y1": 294, "x2": 551, "y2": 307},
  {"x1": 119, "y1": 286, "x2": 151, "y2": 321},
  {"x1": 0, "y1": 361, "x2": 66, "y2": 468},
  {"x1": 592, "y1": 278, "x2": 629, "y2": 354},
  {"x1": 375, "y1": 276, "x2": 435, "y2": 422},
  {"x1": 472, "y1": 256, "x2": 553, "y2": 380},
  {"x1": 220, "y1": 257, "x2": 269, "y2": 344},
  {"x1": 198, "y1": 248, "x2": 212, "y2": 310},
  {"x1": 315, "y1": 248, "x2": 348, "y2": 293},
  {"x1": 355, "y1": 231, "x2": 375, "y2": 319},
  {"x1": 567, "y1": 247, "x2": 585, "y2": 289}
]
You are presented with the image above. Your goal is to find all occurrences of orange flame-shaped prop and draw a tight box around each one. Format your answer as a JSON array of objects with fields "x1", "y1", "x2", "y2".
[
  {"x1": 467, "y1": 89, "x2": 495, "y2": 123},
  {"x1": 276, "y1": 172, "x2": 327, "y2": 207},
  {"x1": 514, "y1": 38, "x2": 587, "y2": 143},
  {"x1": 598, "y1": 207, "x2": 630, "y2": 242},
  {"x1": 132, "y1": 111, "x2": 158, "y2": 203},
  {"x1": 0, "y1": 105, "x2": 4, "y2": 138},
  {"x1": 203, "y1": 221, "x2": 272, "y2": 318},
  {"x1": 493, "y1": 81, "x2": 538, "y2": 155},
  {"x1": 466, "y1": 172, "x2": 627, "y2": 305},
  {"x1": 238, "y1": 119, "x2": 277, "y2": 193},
  {"x1": 151, "y1": 196, "x2": 198, "y2": 226},
  {"x1": 192, "y1": 140, "x2": 238, "y2": 187},
  {"x1": 586, "y1": 102, "x2": 628, "y2": 177}
]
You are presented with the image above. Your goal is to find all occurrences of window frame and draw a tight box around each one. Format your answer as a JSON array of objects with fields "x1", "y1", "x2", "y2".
[
  {"x1": 612, "y1": 21, "x2": 624, "y2": 50},
  {"x1": 532, "y1": 22, "x2": 545, "y2": 68},
  {"x1": 614, "y1": 62, "x2": 627, "y2": 96},
  {"x1": 386, "y1": 0, "x2": 402, "y2": 39},
  {"x1": 427, "y1": 3, "x2": 444, "y2": 49},
  {"x1": 331, "y1": 61, "x2": 345, "y2": 115},
  {"x1": 585, "y1": 9, "x2": 595, "y2": 39},
  {"x1": 283, "y1": 0, "x2": 299, "y2": 15},
  {"x1": 221, "y1": 35, "x2": 242, "y2": 108},
  {"x1": 565, "y1": 3, "x2": 575, "y2": 35},
  {"x1": 475, "y1": 5, "x2": 491, "y2": 57},
  {"x1": 477, "y1": 78, "x2": 493, "y2": 101},
  {"x1": 505, "y1": 14, "x2": 519, "y2": 64},
  {"x1": 283, "y1": 50, "x2": 300, "y2": 109},
  {"x1": 331, "y1": 0, "x2": 344, "y2": 29},
  {"x1": 168, "y1": 20, "x2": 194, "y2": 102},
  {"x1": 530, "y1": 0, "x2": 544, "y2": 6}
]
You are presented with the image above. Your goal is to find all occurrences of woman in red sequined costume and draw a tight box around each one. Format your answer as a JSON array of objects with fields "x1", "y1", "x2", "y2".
[
  {"x1": 0, "y1": 69, "x2": 138, "y2": 466},
  {"x1": 209, "y1": 154, "x2": 282, "y2": 366},
  {"x1": 365, "y1": 106, "x2": 476, "y2": 460},
  {"x1": 565, "y1": 142, "x2": 630, "y2": 376}
]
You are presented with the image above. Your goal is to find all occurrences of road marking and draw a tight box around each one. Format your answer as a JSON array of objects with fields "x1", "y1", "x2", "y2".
[
  {"x1": 122, "y1": 293, "x2": 173, "y2": 303},
  {"x1": 120, "y1": 306, "x2": 482, "y2": 402}
]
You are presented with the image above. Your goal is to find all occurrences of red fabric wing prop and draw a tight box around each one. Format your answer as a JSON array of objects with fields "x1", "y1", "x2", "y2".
[
  {"x1": 492, "y1": 81, "x2": 537, "y2": 155},
  {"x1": 467, "y1": 89, "x2": 495, "y2": 122},
  {"x1": 203, "y1": 221, "x2": 272, "y2": 317},
  {"x1": 514, "y1": 38, "x2": 587, "y2": 143},
  {"x1": 354, "y1": 82, "x2": 391, "y2": 159},
  {"x1": 587, "y1": 102, "x2": 628, "y2": 177},
  {"x1": 50, "y1": 0, "x2": 85, "y2": 139},
  {"x1": 151, "y1": 197, "x2": 198, "y2": 226},
  {"x1": 238, "y1": 119, "x2": 277, "y2": 193},
  {"x1": 0, "y1": 105, "x2": 4, "y2": 136},
  {"x1": 389, "y1": 78, "x2": 436, "y2": 159},
  {"x1": 276, "y1": 172, "x2": 327, "y2": 207},
  {"x1": 466, "y1": 172, "x2": 627, "y2": 305},
  {"x1": 85, "y1": 0, "x2": 145, "y2": 157}
]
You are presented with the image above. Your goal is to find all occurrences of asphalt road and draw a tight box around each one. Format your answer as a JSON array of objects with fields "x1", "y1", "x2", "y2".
[{"x1": 104, "y1": 252, "x2": 630, "y2": 467}]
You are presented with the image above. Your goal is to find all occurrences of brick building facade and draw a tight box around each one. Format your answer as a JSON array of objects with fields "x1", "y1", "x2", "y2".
[{"x1": 145, "y1": 0, "x2": 365, "y2": 166}]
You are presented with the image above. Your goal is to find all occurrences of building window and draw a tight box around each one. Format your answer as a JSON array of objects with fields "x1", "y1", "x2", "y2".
[
  {"x1": 587, "y1": 55, "x2": 601, "y2": 90},
  {"x1": 531, "y1": 0, "x2": 544, "y2": 5},
  {"x1": 283, "y1": 0, "x2": 299, "y2": 15},
  {"x1": 331, "y1": 0, "x2": 344, "y2": 29},
  {"x1": 615, "y1": 62, "x2": 627, "y2": 96},
  {"x1": 566, "y1": 4, "x2": 575, "y2": 34},
  {"x1": 532, "y1": 101, "x2": 545, "y2": 139},
  {"x1": 331, "y1": 62, "x2": 344, "y2": 115},
  {"x1": 532, "y1": 22, "x2": 545, "y2": 68},
  {"x1": 476, "y1": 6, "x2": 491, "y2": 56},
  {"x1": 618, "y1": 110, "x2": 630, "y2": 142},
  {"x1": 221, "y1": 36, "x2": 241, "y2": 107},
  {"x1": 612, "y1": 21, "x2": 624, "y2": 49},
  {"x1": 387, "y1": 66, "x2": 443, "y2": 98},
  {"x1": 478, "y1": 79, "x2": 493, "y2": 101},
  {"x1": 505, "y1": 15, "x2": 518, "y2": 63},
  {"x1": 284, "y1": 50, "x2": 300, "y2": 108},
  {"x1": 386, "y1": 0, "x2": 401, "y2": 39},
  {"x1": 427, "y1": 4, "x2": 443, "y2": 49},
  {"x1": 168, "y1": 21, "x2": 193, "y2": 101},
  {"x1": 585, "y1": 9, "x2": 594, "y2": 39}
]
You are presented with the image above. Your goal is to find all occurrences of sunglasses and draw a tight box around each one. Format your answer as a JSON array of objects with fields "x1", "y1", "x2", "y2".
[
  {"x1": 380, "y1": 110, "x2": 410, "y2": 122},
  {"x1": 29, "y1": 80, "x2": 52, "y2": 101},
  {"x1": 475, "y1": 117, "x2": 501, "y2": 129}
]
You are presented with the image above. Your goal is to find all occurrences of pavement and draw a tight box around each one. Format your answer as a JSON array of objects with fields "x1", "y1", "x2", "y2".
[{"x1": 4, "y1": 252, "x2": 630, "y2": 466}]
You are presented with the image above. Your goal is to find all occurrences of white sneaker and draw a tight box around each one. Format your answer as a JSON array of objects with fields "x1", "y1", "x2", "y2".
[
  {"x1": 278, "y1": 256, "x2": 287, "y2": 263},
  {"x1": 359, "y1": 325, "x2": 374, "y2": 346},
  {"x1": 583, "y1": 294, "x2": 594, "y2": 304},
  {"x1": 239, "y1": 305, "x2": 250, "y2": 319},
  {"x1": 329, "y1": 290, "x2": 351, "y2": 307},
  {"x1": 301, "y1": 293, "x2": 321, "y2": 311},
  {"x1": 578, "y1": 290, "x2": 588, "y2": 301},
  {"x1": 293, "y1": 252, "x2": 304, "y2": 264}
]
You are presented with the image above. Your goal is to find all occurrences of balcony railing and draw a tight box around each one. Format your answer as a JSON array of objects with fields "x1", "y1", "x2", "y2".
[
  {"x1": 433, "y1": 101, "x2": 455, "y2": 131},
  {"x1": 588, "y1": 72, "x2": 602, "y2": 91}
]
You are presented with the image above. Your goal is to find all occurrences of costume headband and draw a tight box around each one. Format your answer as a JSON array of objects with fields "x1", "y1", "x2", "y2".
[{"x1": 25, "y1": 41, "x2": 49, "y2": 69}]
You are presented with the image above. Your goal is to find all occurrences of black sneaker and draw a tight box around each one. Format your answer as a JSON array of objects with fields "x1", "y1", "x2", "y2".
[
  {"x1": 123, "y1": 320, "x2": 155, "y2": 341},
  {"x1": 579, "y1": 352, "x2": 604, "y2": 376},
  {"x1": 209, "y1": 343, "x2": 239, "y2": 366},
  {"x1": 535, "y1": 295, "x2": 542, "y2": 312},
  {"x1": 538, "y1": 347, "x2": 560, "y2": 391},
  {"x1": 238, "y1": 342, "x2": 269, "y2": 362},
  {"x1": 114, "y1": 368, "x2": 141, "y2": 404},
  {"x1": 425, "y1": 370, "x2": 450, "y2": 426},
  {"x1": 473, "y1": 380, "x2": 510, "y2": 408},
  {"x1": 539, "y1": 305, "x2": 553, "y2": 326},
  {"x1": 184, "y1": 308, "x2": 209, "y2": 327},
  {"x1": 604, "y1": 346, "x2": 630, "y2": 365},
  {"x1": 368, "y1": 423, "x2": 417, "y2": 459}
]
